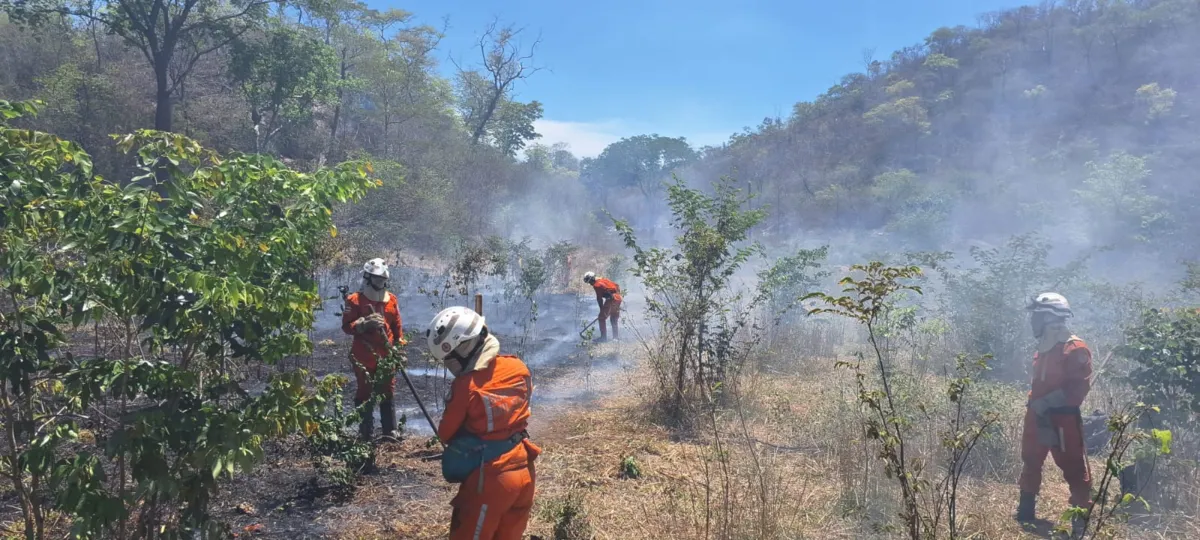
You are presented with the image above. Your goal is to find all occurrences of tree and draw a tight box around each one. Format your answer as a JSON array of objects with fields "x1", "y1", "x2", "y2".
[
  {"x1": 550, "y1": 142, "x2": 579, "y2": 171},
  {"x1": 524, "y1": 142, "x2": 579, "y2": 174},
  {"x1": 0, "y1": 100, "x2": 376, "y2": 537},
  {"x1": 489, "y1": 98, "x2": 542, "y2": 157},
  {"x1": 11, "y1": 0, "x2": 278, "y2": 132},
  {"x1": 1074, "y1": 151, "x2": 1170, "y2": 245},
  {"x1": 1135, "y1": 82, "x2": 1177, "y2": 122},
  {"x1": 453, "y1": 19, "x2": 541, "y2": 146},
  {"x1": 613, "y1": 175, "x2": 765, "y2": 418},
  {"x1": 582, "y1": 134, "x2": 697, "y2": 198},
  {"x1": 229, "y1": 21, "x2": 337, "y2": 152},
  {"x1": 806, "y1": 264, "x2": 1001, "y2": 540},
  {"x1": 522, "y1": 142, "x2": 552, "y2": 172},
  {"x1": 301, "y1": 0, "x2": 414, "y2": 161},
  {"x1": 358, "y1": 21, "x2": 445, "y2": 155}
]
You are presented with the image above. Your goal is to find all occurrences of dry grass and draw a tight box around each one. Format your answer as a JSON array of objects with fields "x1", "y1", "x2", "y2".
[
  {"x1": 153, "y1": 339, "x2": 1200, "y2": 539},
  {"x1": 505, "y1": 353, "x2": 1198, "y2": 540}
]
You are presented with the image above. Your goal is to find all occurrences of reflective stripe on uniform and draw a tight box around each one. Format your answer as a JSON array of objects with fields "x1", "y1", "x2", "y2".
[
  {"x1": 473, "y1": 503, "x2": 489, "y2": 540},
  {"x1": 483, "y1": 396, "x2": 495, "y2": 432}
]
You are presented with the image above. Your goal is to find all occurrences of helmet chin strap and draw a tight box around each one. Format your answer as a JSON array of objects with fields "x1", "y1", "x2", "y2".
[
  {"x1": 361, "y1": 275, "x2": 388, "y2": 302},
  {"x1": 1034, "y1": 317, "x2": 1071, "y2": 353},
  {"x1": 447, "y1": 329, "x2": 489, "y2": 374},
  {"x1": 366, "y1": 276, "x2": 387, "y2": 291}
]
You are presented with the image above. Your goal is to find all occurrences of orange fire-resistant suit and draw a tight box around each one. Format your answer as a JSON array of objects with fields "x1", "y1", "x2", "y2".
[
  {"x1": 591, "y1": 277, "x2": 622, "y2": 340},
  {"x1": 341, "y1": 291, "x2": 403, "y2": 401},
  {"x1": 1018, "y1": 337, "x2": 1094, "y2": 507},
  {"x1": 439, "y1": 353, "x2": 541, "y2": 540}
]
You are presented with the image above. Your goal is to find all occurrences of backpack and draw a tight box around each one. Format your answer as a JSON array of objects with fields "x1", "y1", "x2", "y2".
[{"x1": 441, "y1": 430, "x2": 529, "y2": 484}]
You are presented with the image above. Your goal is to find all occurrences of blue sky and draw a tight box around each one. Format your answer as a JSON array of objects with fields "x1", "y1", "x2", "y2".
[{"x1": 381, "y1": 0, "x2": 1031, "y2": 157}]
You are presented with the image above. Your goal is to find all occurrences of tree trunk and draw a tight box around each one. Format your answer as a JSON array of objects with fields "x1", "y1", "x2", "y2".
[
  {"x1": 154, "y1": 61, "x2": 173, "y2": 131},
  {"x1": 330, "y1": 50, "x2": 348, "y2": 142},
  {"x1": 470, "y1": 90, "x2": 503, "y2": 145},
  {"x1": 673, "y1": 329, "x2": 691, "y2": 415}
]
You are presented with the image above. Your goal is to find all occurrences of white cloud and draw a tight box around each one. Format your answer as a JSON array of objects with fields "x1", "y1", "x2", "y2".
[
  {"x1": 532, "y1": 118, "x2": 733, "y2": 159},
  {"x1": 532, "y1": 119, "x2": 627, "y2": 158}
]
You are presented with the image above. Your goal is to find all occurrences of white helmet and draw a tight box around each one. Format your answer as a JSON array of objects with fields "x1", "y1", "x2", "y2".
[
  {"x1": 1027, "y1": 292, "x2": 1072, "y2": 318},
  {"x1": 363, "y1": 258, "x2": 389, "y2": 279},
  {"x1": 582, "y1": 271, "x2": 596, "y2": 284},
  {"x1": 425, "y1": 306, "x2": 487, "y2": 362}
]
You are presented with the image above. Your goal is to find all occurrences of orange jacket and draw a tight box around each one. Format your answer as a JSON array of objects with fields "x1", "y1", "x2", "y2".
[
  {"x1": 592, "y1": 278, "x2": 622, "y2": 304},
  {"x1": 439, "y1": 354, "x2": 541, "y2": 473},
  {"x1": 341, "y1": 292, "x2": 403, "y2": 371},
  {"x1": 1029, "y1": 338, "x2": 1093, "y2": 407}
]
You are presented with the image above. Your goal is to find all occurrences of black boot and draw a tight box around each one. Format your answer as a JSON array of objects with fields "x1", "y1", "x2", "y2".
[
  {"x1": 1016, "y1": 491, "x2": 1037, "y2": 523},
  {"x1": 355, "y1": 398, "x2": 373, "y2": 441},
  {"x1": 379, "y1": 399, "x2": 397, "y2": 441},
  {"x1": 1071, "y1": 515, "x2": 1087, "y2": 538}
]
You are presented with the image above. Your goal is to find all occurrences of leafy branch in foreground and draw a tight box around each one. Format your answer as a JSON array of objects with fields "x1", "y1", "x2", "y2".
[
  {"x1": 806, "y1": 263, "x2": 926, "y2": 539},
  {"x1": 1062, "y1": 402, "x2": 1171, "y2": 539},
  {"x1": 806, "y1": 263, "x2": 1002, "y2": 539},
  {"x1": 2, "y1": 99, "x2": 377, "y2": 538}
]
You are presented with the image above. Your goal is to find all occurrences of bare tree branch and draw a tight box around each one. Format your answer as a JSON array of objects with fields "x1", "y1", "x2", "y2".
[
  {"x1": 457, "y1": 17, "x2": 543, "y2": 145},
  {"x1": 179, "y1": 0, "x2": 271, "y2": 34}
]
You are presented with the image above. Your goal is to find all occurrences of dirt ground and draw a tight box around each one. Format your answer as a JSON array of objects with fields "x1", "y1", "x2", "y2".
[
  {"x1": 8, "y1": 276, "x2": 1196, "y2": 539},
  {"x1": 208, "y1": 285, "x2": 639, "y2": 539}
]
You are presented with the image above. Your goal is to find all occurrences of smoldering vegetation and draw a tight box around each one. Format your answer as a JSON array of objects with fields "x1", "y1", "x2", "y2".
[
  {"x1": 4, "y1": 0, "x2": 1200, "y2": 538},
  {"x1": 535, "y1": 2, "x2": 1200, "y2": 538}
]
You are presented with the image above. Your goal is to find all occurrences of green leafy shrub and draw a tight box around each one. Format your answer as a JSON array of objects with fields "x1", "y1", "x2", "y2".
[
  {"x1": 807, "y1": 263, "x2": 1000, "y2": 539},
  {"x1": 0, "y1": 99, "x2": 374, "y2": 538},
  {"x1": 756, "y1": 246, "x2": 830, "y2": 325},
  {"x1": 303, "y1": 374, "x2": 375, "y2": 498},
  {"x1": 618, "y1": 455, "x2": 642, "y2": 480},
  {"x1": 544, "y1": 491, "x2": 593, "y2": 540},
  {"x1": 613, "y1": 175, "x2": 765, "y2": 420},
  {"x1": 1121, "y1": 308, "x2": 1200, "y2": 419}
]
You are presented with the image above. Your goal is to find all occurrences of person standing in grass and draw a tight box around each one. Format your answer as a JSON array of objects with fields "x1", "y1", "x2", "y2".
[
  {"x1": 1016, "y1": 292, "x2": 1094, "y2": 536},
  {"x1": 341, "y1": 257, "x2": 403, "y2": 440}
]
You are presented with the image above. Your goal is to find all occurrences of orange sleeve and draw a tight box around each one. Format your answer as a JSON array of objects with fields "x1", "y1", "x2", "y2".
[
  {"x1": 438, "y1": 379, "x2": 470, "y2": 442},
  {"x1": 386, "y1": 295, "x2": 404, "y2": 345},
  {"x1": 341, "y1": 294, "x2": 361, "y2": 335},
  {"x1": 1063, "y1": 341, "x2": 1093, "y2": 407}
]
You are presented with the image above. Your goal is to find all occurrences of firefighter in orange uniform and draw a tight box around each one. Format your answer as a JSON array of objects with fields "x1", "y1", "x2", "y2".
[
  {"x1": 426, "y1": 306, "x2": 540, "y2": 540},
  {"x1": 582, "y1": 271, "x2": 622, "y2": 342},
  {"x1": 1016, "y1": 292, "x2": 1094, "y2": 536},
  {"x1": 341, "y1": 258, "x2": 404, "y2": 440}
]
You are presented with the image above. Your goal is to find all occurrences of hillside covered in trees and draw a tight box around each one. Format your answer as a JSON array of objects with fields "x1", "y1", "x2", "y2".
[
  {"x1": 4, "y1": 0, "x2": 1198, "y2": 269},
  {"x1": 572, "y1": 1, "x2": 1199, "y2": 275},
  {"x1": 688, "y1": 0, "x2": 1199, "y2": 260}
]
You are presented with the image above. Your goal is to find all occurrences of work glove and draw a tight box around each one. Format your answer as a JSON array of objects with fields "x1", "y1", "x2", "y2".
[
  {"x1": 1028, "y1": 389, "x2": 1069, "y2": 449},
  {"x1": 1027, "y1": 389, "x2": 1067, "y2": 417},
  {"x1": 356, "y1": 313, "x2": 386, "y2": 333}
]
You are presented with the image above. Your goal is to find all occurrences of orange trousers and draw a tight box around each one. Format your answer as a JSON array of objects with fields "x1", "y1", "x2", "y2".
[
  {"x1": 350, "y1": 359, "x2": 395, "y2": 402},
  {"x1": 450, "y1": 463, "x2": 536, "y2": 540},
  {"x1": 1018, "y1": 408, "x2": 1092, "y2": 507},
  {"x1": 599, "y1": 299, "x2": 621, "y2": 339}
]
